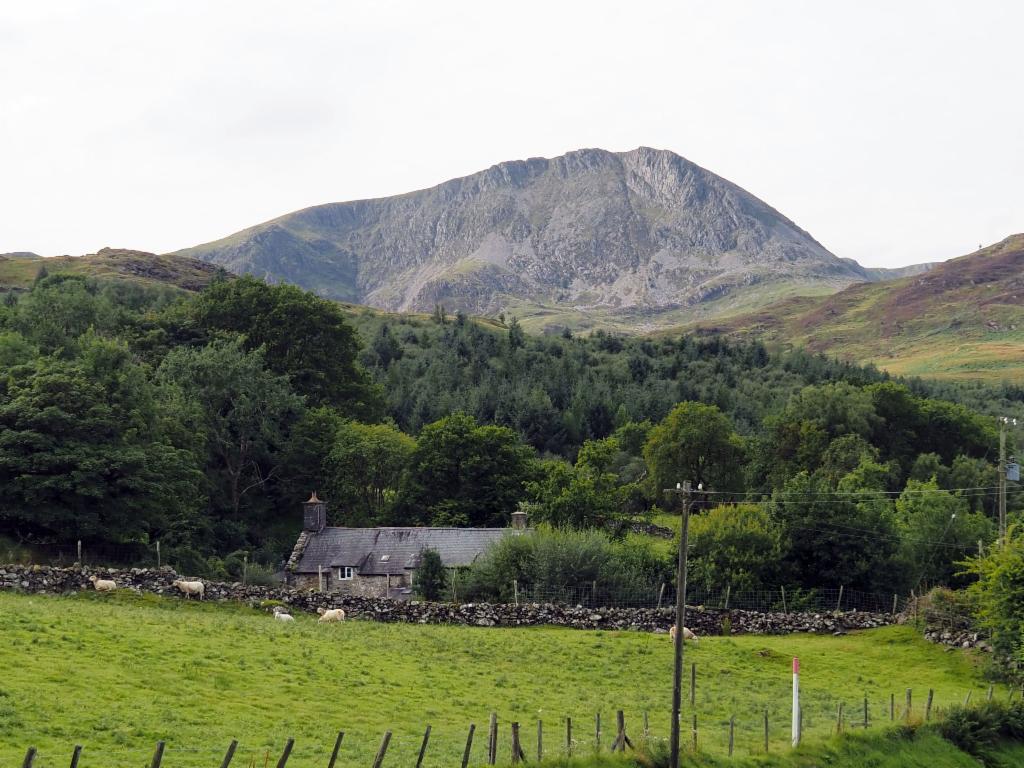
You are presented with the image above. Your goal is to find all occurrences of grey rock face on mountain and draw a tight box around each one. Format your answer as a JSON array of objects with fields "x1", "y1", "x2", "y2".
[{"x1": 175, "y1": 147, "x2": 872, "y2": 318}]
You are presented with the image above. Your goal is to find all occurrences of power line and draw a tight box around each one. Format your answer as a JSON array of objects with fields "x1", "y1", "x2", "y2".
[{"x1": 700, "y1": 485, "x2": 1014, "y2": 498}]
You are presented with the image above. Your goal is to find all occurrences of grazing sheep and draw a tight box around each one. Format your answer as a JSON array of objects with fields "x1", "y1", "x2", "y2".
[
  {"x1": 172, "y1": 579, "x2": 205, "y2": 600},
  {"x1": 317, "y1": 607, "x2": 346, "y2": 623},
  {"x1": 88, "y1": 575, "x2": 116, "y2": 592},
  {"x1": 272, "y1": 606, "x2": 295, "y2": 622},
  {"x1": 669, "y1": 625, "x2": 698, "y2": 643}
]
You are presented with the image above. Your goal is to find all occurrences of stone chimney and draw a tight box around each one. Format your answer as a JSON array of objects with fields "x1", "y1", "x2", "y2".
[
  {"x1": 510, "y1": 503, "x2": 529, "y2": 531},
  {"x1": 303, "y1": 492, "x2": 327, "y2": 533}
]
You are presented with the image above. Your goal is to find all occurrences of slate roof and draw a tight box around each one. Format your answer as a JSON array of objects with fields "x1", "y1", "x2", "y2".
[{"x1": 291, "y1": 527, "x2": 515, "y2": 576}]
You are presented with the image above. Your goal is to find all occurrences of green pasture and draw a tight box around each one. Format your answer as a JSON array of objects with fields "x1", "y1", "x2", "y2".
[{"x1": 0, "y1": 590, "x2": 1007, "y2": 768}]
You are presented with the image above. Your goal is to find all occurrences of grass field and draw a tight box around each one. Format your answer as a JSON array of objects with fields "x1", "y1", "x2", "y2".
[{"x1": 0, "y1": 591, "x2": 1009, "y2": 768}]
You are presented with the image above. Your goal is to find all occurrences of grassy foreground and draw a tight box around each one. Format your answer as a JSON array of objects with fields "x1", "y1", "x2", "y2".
[{"x1": 0, "y1": 590, "x2": 1008, "y2": 767}]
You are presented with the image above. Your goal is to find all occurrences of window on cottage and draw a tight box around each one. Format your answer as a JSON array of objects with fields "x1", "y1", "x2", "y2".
[{"x1": 337, "y1": 567, "x2": 354, "y2": 580}]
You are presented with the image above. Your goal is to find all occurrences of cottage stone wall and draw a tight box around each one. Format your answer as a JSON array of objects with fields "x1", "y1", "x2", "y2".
[
  {"x1": 0, "y1": 564, "x2": 909, "y2": 637},
  {"x1": 289, "y1": 571, "x2": 410, "y2": 598}
]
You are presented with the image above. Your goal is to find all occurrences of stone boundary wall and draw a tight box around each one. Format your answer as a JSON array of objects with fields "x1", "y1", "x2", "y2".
[{"x1": 0, "y1": 564, "x2": 898, "y2": 635}]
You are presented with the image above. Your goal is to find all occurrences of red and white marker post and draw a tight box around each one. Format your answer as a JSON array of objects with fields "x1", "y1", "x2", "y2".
[{"x1": 792, "y1": 657, "x2": 800, "y2": 746}]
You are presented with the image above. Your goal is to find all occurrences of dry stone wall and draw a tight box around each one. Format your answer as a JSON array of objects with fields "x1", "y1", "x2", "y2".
[{"x1": 0, "y1": 564, "x2": 897, "y2": 635}]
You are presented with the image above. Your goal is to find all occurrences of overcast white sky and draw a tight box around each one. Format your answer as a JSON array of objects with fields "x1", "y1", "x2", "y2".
[{"x1": 2, "y1": 1, "x2": 1021, "y2": 267}]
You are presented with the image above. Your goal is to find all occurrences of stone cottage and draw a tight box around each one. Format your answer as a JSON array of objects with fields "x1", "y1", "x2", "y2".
[{"x1": 285, "y1": 494, "x2": 527, "y2": 598}]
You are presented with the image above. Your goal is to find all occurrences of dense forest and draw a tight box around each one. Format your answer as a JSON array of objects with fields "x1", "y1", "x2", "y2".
[{"x1": 0, "y1": 272, "x2": 1020, "y2": 595}]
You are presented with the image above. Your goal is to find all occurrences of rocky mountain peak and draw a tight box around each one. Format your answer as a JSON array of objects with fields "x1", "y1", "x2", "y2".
[{"x1": 174, "y1": 147, "x2": 872, "y2": 330}]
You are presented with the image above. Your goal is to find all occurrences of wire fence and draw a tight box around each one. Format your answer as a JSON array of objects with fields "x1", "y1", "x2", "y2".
[
  {"x1": 9, "y1": 682, "x2": 1022, "y2": 768},
  {"x1": 513, "y1": 584, "x2": 908, "y2": 614}
]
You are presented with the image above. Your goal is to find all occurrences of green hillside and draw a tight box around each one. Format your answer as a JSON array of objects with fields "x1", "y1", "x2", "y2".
[
  {"x1": 0, "y1": 590, "x2": 1006, "y2": 768},
  {"x1": 0, "y1": 248, "x2": 224, "y2": 294},
  {"x1": 690, "y1": 235, "x2": 1024, "y2": 381}
]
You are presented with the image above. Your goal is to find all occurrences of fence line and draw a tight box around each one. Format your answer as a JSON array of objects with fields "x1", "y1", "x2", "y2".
[
  {"x1": 13, "y1": 687, "x2": 1021, "y2": 768},
  {"x1": 514, "y1": 585, "x2": 908, "y2": 614}
]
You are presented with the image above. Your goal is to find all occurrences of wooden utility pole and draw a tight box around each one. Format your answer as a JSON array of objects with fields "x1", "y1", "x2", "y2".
[
  {"x1": 1000, "y1": 418, "x2": 1009, "y2": 547},
  {"x1": 665, "y1": 481, "x2": 693, "y2": 768}
]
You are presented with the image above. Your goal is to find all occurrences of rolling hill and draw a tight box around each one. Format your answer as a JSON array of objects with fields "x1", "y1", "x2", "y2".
[
  {"x1": 0, "y1": 247, "x2": 225, "y2": 293},
  {"x1": 175, "y1": 147, "x2": 901, "y2": 332},
  {"x1": 690, "y1": 235, "x2": 1024, "y2": 380}
]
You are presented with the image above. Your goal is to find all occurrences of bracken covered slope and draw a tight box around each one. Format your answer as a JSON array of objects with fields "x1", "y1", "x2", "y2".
[
  {"x1": 175, "y1": 147, "x2": 878, "y2": 329},
  {"x1": 691, "y1": 235, "x2": 1024, "y2": 380}
]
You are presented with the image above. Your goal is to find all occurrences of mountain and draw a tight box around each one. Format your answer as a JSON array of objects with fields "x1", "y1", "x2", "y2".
[
  {"x1": 846, "y1": 260, "x2": 938, "y2": 282},
  {"x1": 175, "y1": 147, "x2": 888, "y2": 331},
  {"x1": 0, "y1": 248, "x2": 224, "y2": 293},
  {"x1": 691, "y1": 235, "x2": 1024, "y2": 380}
]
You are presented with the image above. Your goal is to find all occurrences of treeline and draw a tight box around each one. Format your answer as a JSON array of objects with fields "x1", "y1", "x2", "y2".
[{"x1": 0, "y1": 273, "x2": 1019, "y2": 593}]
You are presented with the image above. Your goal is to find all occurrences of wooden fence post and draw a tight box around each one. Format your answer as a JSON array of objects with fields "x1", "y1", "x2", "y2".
[
  {"x1": 691, "y1": 714, "x2": 698, "y2": 753},
  {"x1": 21, "y1": 747, "x2": 36, "y2": 768},
  {"x1": 781, "y1": 586, "x2": 787, "y2": 614},
  {"x1": 220, "y1": 739, "x2": 238, "y2": 768},
  {"x1": 658, "y1": 583, "x2": 666, "y2": 609},
  {"x1": 462, "y1": 724, "x2": 476, "y2": 768},
  {"x1": 836, "y1": 702, "x2": 844, "y2": 733},
  {"x1": 566, "y1": 716, "x2": 572, "y2": 756},
  {"x1": 276, "y1": 738, "x2": 294, "y2": 768},
  {"x1": 836, "y1": 585, "x2": 844, "y2": 613},
  {"x1": 764, "y1": 710, "x2": 769, "y2": 753},
  {"x1": 890, "y1": 693, "x2": 895, "y2": 721},
  {"x1": 69, "y1": 745, "x2": 83, "y2": 768},
  {"x1": 415, "y1": 727, "x2": 430, "y2": 768},
  {"x1": 595, "y1": 712, "x2": 600, "y2": 752},
  {"x1": 488, "y1": 713, "x2": 498, "y2": 765},
  {"x1": 926, "y1": 690, "x2": 934, "y2": 721},
  {"x1": 728, "y1": 715, "x2": 734, "y2": 757},
  {"x1": 537, "y1": 720, "x2": 543, "y2": 762},
  {"x1": 891, "y1": 593, "x2": 898, "y2": 616},
  {"x1": 372, "y1": 732, "x2": 392, "y2": 768},
  {"x1": 328, "y1": 732, "x2": 345, "y2": 768},
  {"x1": 156, "y1": 540, "x2": 161, "y2": 568},
  {"x1": 613, "y1": 710, "x2": 632, "y2": 752},
  {"x1": 690, "y1": 662, "x2": 697, "y2": 706},
  {"x1": 905, "y1": 689, "x2": 912, "y2": 720},
  {"x1": 150, "y1": 741, "x2": 165, "y2": 768},
  {"x1": 643, "y1": 711, "x2": 649, "y2": 740},
  {"x1": 987, "y1": 685, "x2": 995, "y2": 702},
  {"x1": 863, "y1": 695, "x2": 868, "y2": 729},
  {"x1": 724, "y1": 584, "x2": 731, "y2": 610},
  {"x1": 510, "y1": 722, "x2": 525, "y2": 764},
  {"x1": 964, "y1": 690, "x2": 972, "y2": 707}
]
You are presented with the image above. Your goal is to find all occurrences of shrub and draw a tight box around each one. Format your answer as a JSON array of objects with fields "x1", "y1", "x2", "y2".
[
  {"x1": 415, "y1": 549, "x2": 449, "y2": 601},
  {"x1": 462, "y1": 526, "x2": 668, "y2": 605}
]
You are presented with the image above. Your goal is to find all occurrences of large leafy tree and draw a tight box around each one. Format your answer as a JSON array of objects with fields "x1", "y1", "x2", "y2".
[
  {"x1": 156, "y1": 338, "x2": 304, "y2": 522},
  {"x1": 192, "y1": 275, "x2": 381, "y2": 418},
  {"x1": 643, "y1": 401, "x2": 744, "y2": 496},
  {"x1": 0, "y1": 334, "x2": 201, "y2": 544},
  {"x1": 770, "y1": 458, "x2": 901, "y2": 592},
  {"x1": 688, "y1": 503, "x2": 784, "y2": 592},
  {"x1": 895, "y1": 478, "x2": 992, "y2": 588},
  {"x1": 324, "y1": 420, "x2": 416, "y2": 525},
  {"x1": 402, "y1": 413, "x2": 537, "y2": 527},
  {"x1": 529, "y1": 437, "x2": 631, "y2": 529}
]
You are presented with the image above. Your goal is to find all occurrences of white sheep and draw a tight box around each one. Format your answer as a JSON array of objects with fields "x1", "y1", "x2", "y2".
[
  {"x1": 88, "y1": 575, "x2": 117, "y2": 592},
  {"x1": 317, "y1": 607, "x2": 346, "y2": 623},
  {"x1": 669, "y1": 625, "x2": 698, "y2": 643},
  {"x1": 272, "y1": 606, "x2": 295, "y2": 622},
  {"x1": 172, "y1": 579, "x2": 205, "y2": 600}
]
